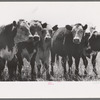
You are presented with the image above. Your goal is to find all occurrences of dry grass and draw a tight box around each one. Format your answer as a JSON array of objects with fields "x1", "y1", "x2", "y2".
[{"x1": 2, "y1": 53, "x2": 100, "y2": 81}]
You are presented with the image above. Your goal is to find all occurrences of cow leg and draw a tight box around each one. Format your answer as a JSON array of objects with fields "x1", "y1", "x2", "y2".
[
  {"x1": 50, "y1": 52, "x2": 55, "y2": 76},
  {"x1": 68, "y1": 56, "x2": 73, "y2": 76},
  {"x1": 16, "y1": 53, "x2": 23, "y2": 81},
  {"x1": 61, "y1": 57, "x2": 67, "y2": 78},
  {"x1": 37, "y1": 64, "x2": 41, "y2": 78},
  {"x1": 30, "y1": 54, "x2": 36, "y2": 81},
  {"x1": 81, "y1": 54, "x2": 88, "y2": 76},
  {"x1": 75, "y1": 57, "x2": 80, "y2": 77},
  {"x1": 92, "y1": 53, "x2": 98, "y2": 76},
  {"x1": 7, "y1": 56, "x2": 17, "y2": 81},
  {"x1": 18, "y1": 64, "x2": 22, "y2": 81},
  {"x1": 56, "y1": 54, "x2": 59, "y2": 62},
  {"x1": 0, "y1": 58, "x2": 5, "y2": 80},
  {"x1": 45, "y1": 63, "x2": 50, "y2": 80}
]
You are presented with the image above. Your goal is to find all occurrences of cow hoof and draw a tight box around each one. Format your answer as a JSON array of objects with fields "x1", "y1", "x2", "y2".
[
  {"x1": 94, "y1": 74, "x2": 98, "y2": 79},
  {"x1": 18, "y1": 76, "x2": 22, "y2": 81},
  {"x1": 50, "y1": 71, "x2": 54, "y2": 77},
  {"x1": 82, "y1": 74, "x2": 87, "y2": 78},
  {"x1": 37, "y1": 73, "x2": 42, "y2": 78},
  {"x1": 31, "y1": 76, "x2": 37, "y2": 81},
  {"x1": 46, "y1": 74, "x2": 52, "y2": 81},
  {"x1": 46, "y1": 77, "x2": 52, "y2": 81}
]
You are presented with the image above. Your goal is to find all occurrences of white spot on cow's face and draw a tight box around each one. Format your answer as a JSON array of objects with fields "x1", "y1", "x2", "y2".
[
  {"x1": 0, "y1": 45, "x2": 17, "y2": 61},
  {"x1": 14, "y1": 20, "x2": 31, "y2": 44}
]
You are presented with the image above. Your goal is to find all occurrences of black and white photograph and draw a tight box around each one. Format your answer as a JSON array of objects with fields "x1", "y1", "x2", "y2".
[
  {"x1": 0, "y1": 1, "x2": 100, "y2": 98},
  {"x1": 0, "y1": 1, "x2": 100, "y2": 82}
]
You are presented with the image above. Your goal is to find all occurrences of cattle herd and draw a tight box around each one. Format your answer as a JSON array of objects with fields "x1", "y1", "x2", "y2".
[{"x1": 0, "y1": 19, "x2": 100, "y2": 81}]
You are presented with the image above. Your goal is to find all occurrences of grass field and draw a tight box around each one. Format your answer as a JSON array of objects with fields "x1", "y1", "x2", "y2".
[{"x1": 2, "y1": 52, "x2": 100, "y2": 81}]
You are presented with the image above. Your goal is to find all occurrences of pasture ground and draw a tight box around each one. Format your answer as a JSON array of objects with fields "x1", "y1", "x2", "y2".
[{"x1": 2, "y1": 52, "x2": 100, "y2": 81}]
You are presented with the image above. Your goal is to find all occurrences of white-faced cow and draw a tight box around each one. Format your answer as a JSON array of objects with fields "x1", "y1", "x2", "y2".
[
  {"x1": 51, "y1": 23, "x2": 88, "y2": 80},
  {"x1": 0, "y1": 19, "x2": 32, "y2": 80},
  {"x1": 16, "y1": 20, "x2": 43, "y2": 81},
  {"x1": 52, "y1": 25, "x2": 60, "y2": 62}
]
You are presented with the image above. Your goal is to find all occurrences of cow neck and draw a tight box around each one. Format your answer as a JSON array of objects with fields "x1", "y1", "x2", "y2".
[
  {"x1": 17, "y1": 40, "x2": 37, "y2": 54},
  {"x1": 39, "y1": 38, "x2": 51, "y2": 51}
]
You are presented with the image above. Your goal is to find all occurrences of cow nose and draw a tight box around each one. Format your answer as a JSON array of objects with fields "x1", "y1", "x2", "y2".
[
  {"x1": 45, "y1": 35, "x2": 51, "y2": 41},
  {"x1": 73, "y1": 38, "x2": 80, "y2": 44},
  {"x1": 33, "y1": 35, "x2": 40, "y2": 41},
  {"x1": 29, "y1": 34, "x2": 34, "y2": 40},
  {"x1": 45, "y1": 36, "x2": 51, "y2": 39}
]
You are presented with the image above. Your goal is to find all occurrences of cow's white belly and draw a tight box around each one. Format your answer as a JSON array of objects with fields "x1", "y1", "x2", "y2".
[{"x1": 0, "y1": 45, "x2": 17, "y2": 61}]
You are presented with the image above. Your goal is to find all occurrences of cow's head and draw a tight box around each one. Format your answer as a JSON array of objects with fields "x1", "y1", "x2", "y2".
[
  {"x1": 72, "y1": 23, "x2": 87, "y2": 44},
  {"x1": 14, "y1": 19, "x2": 32, "y2": 43},
  {"x1": 41, "y1": 23, "x2": 52, "y2": 42},
  {"x1": 29, "y1": 20, "x2": 42, "y2": 42},
  {"x1": 66, "y1": 23, "x2": 87, "y2": 44}
]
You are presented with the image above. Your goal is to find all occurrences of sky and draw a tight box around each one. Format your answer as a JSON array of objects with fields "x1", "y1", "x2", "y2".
[{"x1": 0, "y1": 2, "x2": 100, "y2": 30}]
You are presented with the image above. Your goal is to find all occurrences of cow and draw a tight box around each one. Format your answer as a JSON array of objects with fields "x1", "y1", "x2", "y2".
[
  {"x1": 0, "y1": 19, "x2": 32, "y2": 80},
  {"x1": 50, "y1": 23, "x2": 88, "y2": 80},
  {"x1": 35, "y1": 23, "x2": 52, "y2": 80},
  {"x1": 85, "y1": 26, "x2": 99, "y2": 76},
  {"x1": 16, "y1": 20, "x2": 43, "y2": 81},
  {"x1": 52, "y1": 25, "x2": 59, "y2": 62}
]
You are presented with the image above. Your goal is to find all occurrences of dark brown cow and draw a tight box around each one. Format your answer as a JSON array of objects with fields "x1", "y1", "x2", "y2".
[
  {"x1": 85, "y1": 26, "x2": 99, "y2": 76},
  {"x1": 52, "y1": 25, "x2": 59, "y2": 62},
  {"x1": 51, "y1": 23, "x2": 88, "y2": 80}
]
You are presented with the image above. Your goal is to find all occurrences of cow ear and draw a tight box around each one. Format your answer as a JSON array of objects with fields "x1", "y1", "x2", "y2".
[
  {"x1": 13, "y1": 21, "x2": 16, "y2": 27},
  {"x1": 83, "y1": 24, "x2": 88, "y2": 30},
  {"x1": 65, "y1": 25, "x2": 72, "y2": 31},
  {"x1": 42, "y1": 23, "x2": 47, "y2": 28},
  {"x1": 52, "y1": 25, "x2": 58, "y2": 31}
]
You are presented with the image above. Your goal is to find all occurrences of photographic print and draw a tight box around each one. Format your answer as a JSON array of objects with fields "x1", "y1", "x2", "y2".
[
  {"x1": 0, "y1": 1, "x2": 100, "y2": 98},
  {"x1": 0, "y1": 2, "x2": 100, "y2": 82}
]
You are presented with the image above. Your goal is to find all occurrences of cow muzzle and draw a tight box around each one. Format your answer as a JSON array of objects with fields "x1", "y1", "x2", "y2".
[
  {"x1": 73, "y1": 38, "x2": 80, "y2": 44},
  {"x1": 29, "y1": 34, "x2": 34, "y2": 40},
  {"x1": 44, "y1": 36, "x2": 51, "y2": 42},
  {"x1": 33, "y1": 35, "x2": 40, "y2": 42}
]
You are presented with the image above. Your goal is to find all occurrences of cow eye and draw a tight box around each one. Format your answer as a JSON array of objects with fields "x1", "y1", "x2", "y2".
[{"x1": 49, "y1": 30, "x2": 52, "y2": 34}]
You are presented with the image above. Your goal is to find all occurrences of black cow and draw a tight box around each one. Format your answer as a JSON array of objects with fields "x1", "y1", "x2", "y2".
[
  {"x1": 51, "y1": 23, "x2": 88, "y2": 80},
  {"x1": 0, "y1": 19, "x2": 32, "y2": 80},
  {"x1": 35, "y1": 23, "x2": 52, "y2": 80},
  {"x1": 52, "y1": 25, "x2": 59, "y2": 62},
  {"x1": 16, "y1": 20, "x2": 43, "y2": 81},
  {"x1": 85, "y1": 26, "x2": 99, "y2": 76}
]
